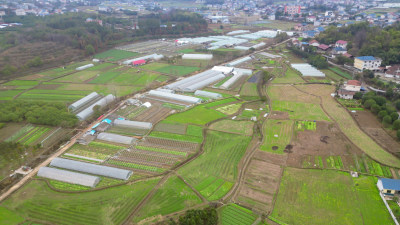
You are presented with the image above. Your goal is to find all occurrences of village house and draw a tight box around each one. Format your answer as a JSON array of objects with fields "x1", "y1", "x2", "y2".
[
  {"x1": 335, "y1": 40, "x2": 348, "y2": 49},
  {"x1": 385, "y1": 65, "x2": 400, "y2": 79},
  {"x1": 377, "y1": 178, "x2": 400, "y2": 200},
  {"x1": 309, "y1": 40, "x2": 320, "y2": 47},
  {"x1": 338, "y1": 80, "x2": 361, "y2": 99},
  {"x1": 354, "y1": 56, "x2": 382, "y2": 71}
]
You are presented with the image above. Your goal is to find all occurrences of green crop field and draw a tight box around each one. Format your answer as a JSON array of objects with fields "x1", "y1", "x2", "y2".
[
  {"x1": 154, "y1": 65, "x2": 199, "y2": 76},
  {"x1": 94, "y1": 49, "x2": 139, "y2": 61},
  {"x1": 204, "y1": 97, "x2": 238, "y2": 108},
  {"x1": 0, "y1": 90, "x2": 23, "y2": 100},
  {"x1": 110, "y1": 69, "x2": 160, "y2": 86},
  {"x1": 53, "y1": 70, "x2": 99, "y2": 83},
  {"x1": 329, "y1": 67, "x2": 353, "y2": 79},
  {"x1": 0, "y1": 207, "x2": 24, "y2": 225},
  {"x1": 88, "y1": 70, "x2": 122, "y2": 84},
  {"x1": 260, "y1": 119, "x2": 293, "y2": 154},
  {"x1": 218, "y1": 204, "x2": 258, "y2": 225},
  {"x1": 178, "y1": 131, "x2": 251, "y2": 200},
  {"x1": 240, "y1": 82, "x2": 258, "y2": 97},
  {"x1": 66, "y1": 142, "x2": 125, "y2": 161},
  {"x1": 149, "y1": 131, "x2": 203, "y2": 143},
  {"x1": 141, "y1": 62, "x2": 170, "y2": 70},
  {"x1": 272, "y1": 100, "x2": 331, "y2": 121},
  {"x1": 133, "y1": 176, "x2": 202, "y2": 223},
  {"x1": 272, "y1": 68, "x2": 304, "y2": 84},
  {"x1": 321, "y1": 69, "x2": 345, "y2": 82},
  {"x1": 22, "y1": 127, "x2": 50, "y2": 145},
  {"x1": 5, "y1": 124, "x2": 35, "y2": 142},
  {"x1": 0, "y1": 178, "x2": 159, "y2": 225},
  {"x1": 178, "y1": 48, "x2": 195, "y2": 53},
  {"x1": 270, "y1": 168, "x2": 393, "y2": 225},
  {"x1": 163, "y1": 105, "x2": 226, "y2": 125},
  {"x1": 216, "y1": 103, "x2": 242, "y2": 115},
  {"x1": 210, "y1": 120, "x2": 254, "y2": 136},
  {"x1": 2, "y1": 80, "x2": 40, "y2": 86},
  {"x1": 31, "y1": 61, "x2": 92, "y2": 79}
]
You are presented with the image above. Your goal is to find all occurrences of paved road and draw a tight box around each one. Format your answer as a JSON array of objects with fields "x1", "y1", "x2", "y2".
[{"x1": 0, "y1": 101, "x2": 126, "y2": 202}]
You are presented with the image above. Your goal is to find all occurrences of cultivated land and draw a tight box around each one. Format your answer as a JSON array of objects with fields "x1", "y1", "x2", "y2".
[
  {"x1": 271, "y1": 168, "x2": 393, "y2": 225},
  {"x1": 1, "y1": 35, "x2": 399, "y2": 225}
]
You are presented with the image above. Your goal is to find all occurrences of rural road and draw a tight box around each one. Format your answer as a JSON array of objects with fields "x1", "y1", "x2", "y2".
[{"x1": 0, "y1": 100, "x2": 126, "y2": 202}]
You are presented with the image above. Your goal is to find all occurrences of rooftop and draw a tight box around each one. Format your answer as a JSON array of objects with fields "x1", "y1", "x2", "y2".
[
  {"x1": 336, "y1": 40, "x2": 348, "y2": 44},
  {"x1": 356, "y1": 56, "x2": 376, "y2": 61},
  {"x1": 347, "y1": 80, "x2": 361, "y2": 86},
  {"x1": 380, "y1": 178, "x2": 400, "y2": 191}
]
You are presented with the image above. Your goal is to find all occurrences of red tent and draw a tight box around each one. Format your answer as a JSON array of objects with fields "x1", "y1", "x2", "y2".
[{"x1": 132, "y1": 59, "x2": 146, "y2": 66}]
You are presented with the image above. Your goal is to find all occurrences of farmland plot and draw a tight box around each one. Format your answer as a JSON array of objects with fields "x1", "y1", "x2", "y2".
[
  {"x1": 0, "y1": 178, "x2": 159, "y2": 225},
  {"x1": 133, "y1": 176, "x2": 202, "y2": 223},
  {"x1": 240, "y1": 82, "x2": 258, "y2": 97},
  {"x1": 270, "y1": 168, "x2": 393, "y2": 225},
  {"x1": 209, "y1": 120, "x2": 254, "y2": 136},
  {"x1": 94, "y1": 49, "x2": 139, "y2": 61},
  {"x1": 163, "y1": 105, "x2": 226, "y2": 125},
  {"x1": 178, "y1": 131, "x2": 251, "y2": 200},
  {"x1": 272, "y1": 68, "x2": 304, "y2": 84},
  {"x1": 260, "y1": 119, "x2": 293, "y2": 154},
  {"x1": 218, "y1": 204, "x2": 258, "y2": 225},
  {"x1": 64, "y1": 141, "x2": 125, "y2": 162},
  {"x1": 0, "y1": 90, "x2": 23, "y2": 100},
  {"x1": 272, "y1": 100, "x2": 330, "y2": 121},
  {"x1": 267, "y1": 85, "x2": 320, "y2": 104}
]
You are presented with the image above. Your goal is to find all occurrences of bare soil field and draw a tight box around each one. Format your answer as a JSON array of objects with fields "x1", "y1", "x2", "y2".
[
  {"x1": 139, "y1": 137, "x2": 199, "y2": 152},
  {"x1": 268, "y1": 85, "x2": 320, "y2": 104},
  {"x1": 0, "y1": 123, "x2": 24, "y2": 141},
  {"x1": 236, "y1": 151, "x2": 286, "y2": 213},
  {"x1": 268, "y1": 111, "x2": 289, "y2": 120},
  {"x1": 134, "y1": 105, "x2": 173, "y2": 124},
  {"x1": 352, "y1": 111, "x2": 400, "y2": 156},
  {"x1": 287, "y1": 121, "x2": 362, "y2": 168}
]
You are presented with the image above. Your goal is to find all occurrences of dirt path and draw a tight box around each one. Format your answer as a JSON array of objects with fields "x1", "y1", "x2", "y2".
[{"x1": 0, "y1": 100, "x2": 126, "y2": 202}]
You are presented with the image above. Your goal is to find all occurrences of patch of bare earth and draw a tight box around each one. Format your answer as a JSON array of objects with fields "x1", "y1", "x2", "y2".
[
  {"x1": 287, "y1": 121, "x2": 362, "y2": 168},
  {"x1": 235, "y1": 151, "x2": 286, "y2": 213},
  {"x1": 352, "y1": 110, "x2": 400, "y2": 156},
  {"x1": 268, "y1": 111, "x2": 289, "y2": 120}
]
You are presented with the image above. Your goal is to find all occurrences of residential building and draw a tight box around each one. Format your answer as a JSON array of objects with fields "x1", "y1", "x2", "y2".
[
  {"x1": 338, "y1": 80, "x2": 361, "y2": 99},
  {"x1": 385, "y1": 65, "x2": 400, "y2": 79},
  {"x1": 317, "y1": 44, "x2": 330, "y2": 51},
  {"x1": 335, "y1": 40, "x2": 348, "y2": 49},
  {"x1": 309, "y1": 40, "x2": 319, "y2": 47},
  {"x1": 284, "y1": 5, "x2": 301, "y2": 15},
  {"x1": 332, "y1": 47, "x2": 347, "y2": 55},
  {"x1": 377, "y1": 178, "x2": 400, "y2": 200},
  {"x1": 306, "y1": 16, "x2": 316, "y2": 23},
  {"x1": 354, "y1": 56, "x2": 382, "y2": 71}
]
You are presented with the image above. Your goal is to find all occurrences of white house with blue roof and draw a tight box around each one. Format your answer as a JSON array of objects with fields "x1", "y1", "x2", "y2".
[
  {"x1": 354, "y1": 56, "x2": 382, "y2": 71},
  {"x1": 378, "y1": 178, "x2": 400, "y2": 200}
]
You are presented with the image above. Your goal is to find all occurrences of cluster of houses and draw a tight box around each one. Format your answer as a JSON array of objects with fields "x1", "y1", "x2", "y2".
[{"x1": 292, "y1": 38, "x2": 353, "y2": 58}]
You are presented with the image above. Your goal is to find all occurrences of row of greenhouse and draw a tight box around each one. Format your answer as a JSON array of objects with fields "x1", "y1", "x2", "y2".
[{"x1": 69, "y1": 92, "x2": 116, "y2": 121}]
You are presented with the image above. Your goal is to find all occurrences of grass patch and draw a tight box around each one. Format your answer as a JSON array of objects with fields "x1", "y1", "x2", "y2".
[
  {"x1": 149, "y1": 131, "x2": 203, "y2": 143},
  {"x1": 154, "y1": 65, "x2": 199, "y2": 76},
  {"x1": 94, "y1": 49, "x2": 139, "y2": 61},
  {"x1": 216, "y1": 103, "x2": 242, "y2": 115},
  {"x1": 163, "y1": 104, "x2": 226, "y2": 125},
  {"x1": 272, "y1": 100, "x2": 331, "y2": 121},
  {"x1": 240, "y1": 82, "x2": 258, "y2": 97},
  {"x1": 260, "y1": 119, "x2": 294, "y2": 154},
  {"x1": 209, "y1": 120, "x2": 254, "y2": 136},
  {"x1": 271, "y1": 168, "x2": 393, "y2": 225},
  {"x1": 329, "y1": 67, "x2": 352, "y2": 79},
  {"x1": 272, "y1": 68, "x2": 304, "y2": 84}
]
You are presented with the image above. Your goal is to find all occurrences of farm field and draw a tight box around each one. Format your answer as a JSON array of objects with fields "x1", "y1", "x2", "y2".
[
  {"x1": 218, "y1": 203, "x2": 258, "y2": 225},
  {"x1": 64, "y1": 141, "x2": 125, "y2": 162},
  {"x1": 296, "y1": 84, "x2": 400, "y2": 167},
  {"x1": 272, "y1": 100, "x2": 331, "y2": 121},
  {"x1": 267, "y1": 85, "x2": 320, "y2": 104},
  {"x1": 272, "y1": 68, "x2": 304, "y2": 84},
  {"x1": 260, "y1": 119, "x2": 293, "y2": 154},
  {"x1": 94, "y1": 49, "x2": 139, "y2": 61},
  {"x1": 163, "y1": 104, "x2": 226, "y2": 125},
  {"x1": 21, "y1": 61, "x2": 92, "y2": 80},
  {"x1": 178, "y1": 131, "x2": 251, "y2": 200},
  {"x1": 154, "y1": 65, "x2": 200, "y2": 76},
  {"x1": 216, "y1": 103, "x2": 242, "y2": 115},
  {"x1": 209, "y1": 120, "x2": 254, "y2": 136},
  {"x1": 240, "y1": 82, "x2": 258, "y2": 97},
  {"x1": 0, "y1": 179, "x2": 159, "y2": 225},
  {"x1": 270, "y1": 168, "x2": 393, "y2": 225},
  {"x1": 0, "y1": 90, "x2": 23, "y2": 100},
  {"x1": 133, "y1": 176, "x2": 202, "y2": 223}
]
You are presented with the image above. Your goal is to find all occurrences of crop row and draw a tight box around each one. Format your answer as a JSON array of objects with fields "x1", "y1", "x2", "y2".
[
  {"x1": 136, "y1": 145, "x2": 187, "y2": 156},
  {"x1": 220, "y1": 204, "x2": 257, "y2": 225},
  {"x1": 23, "y1": 127, "x2": 50, "y2": 145},
  {"x1": 107, "y1": 160, "x2": 165, "y2": 173},
  {"x1": 149, "y1": 131, "x2": 203, "y2": 143},
  {"x1": 5, "y1": 124, "x2": 34, "y2": 142}
]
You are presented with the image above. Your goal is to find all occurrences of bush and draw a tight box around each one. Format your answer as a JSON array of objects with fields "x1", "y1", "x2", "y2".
[
  {"x1": 391, "y1": 112, "x2": 400, "y2": 122},
  {"x1": 354, "y1": 92, "x2": 363, "y2": 99},
  {"x1": 395, "y1": 100, "x2": 400, "y2": 110},
  {"x1": 371, "y1": 104, "x2": 381, "y2": 114},
  {"x1": 364, "y1": 99, "x2": 376, "y2": 109},
  {"x1": 397, "y1": 130, "x2": 400, "y2": 140},
  {"x1": 393, "y1": 120, "x2": 400, "y2": 130},
  {"x1": 373, "y1": 96, "x2": 386, "y2": 106},
  {"x1": 378, "y1": 110, "x2": 388, "y2": 120},
  {"x1": 383, "y1": 115, "x2": 392, "y2": 126}
]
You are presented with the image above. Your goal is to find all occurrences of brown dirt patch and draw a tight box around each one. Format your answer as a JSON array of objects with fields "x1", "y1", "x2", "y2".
[
  {"x1": 19, "y1": 74, "x2": 46, "y2": 80},
  {"x1": 268, "y1": 111, "x2": 289, "y2": 120},
  {"x1": 352, "y1": 111, "x2": 400, "y2": 155},
  {"x1": 287, "y1": 121, "x2": 362, "y2": 168},
  {"x1": 36, "y1": 84, "x2": 62, "y2": 90},
  {"x1": 253, "y1": 150, "x2": 288, "y2": 165},
  {"x1": 236, "y1": 157, "x2": 283, "y2": 212}
]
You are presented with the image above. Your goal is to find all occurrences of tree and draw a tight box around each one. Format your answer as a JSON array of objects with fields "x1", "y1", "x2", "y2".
[
  {"x1": 363, "y1": 70, "x2": 374, "y2": 79},
  {"x1": 354, "y1": 92, "x2": 363, "y2": 99},
  {"x1": 26, "y1": 56, "x2": 43, "y2": 67},
  {"x1": 371, "y1": 104, "x2": 381, "y2": 114},
  {"x1": 393, "y1": 120, "x2": 400, "y2": 130},
  {"x1": 85, "y1": 44, "x2": 95, "y2": 55},
  {"x1": 395, "y1": 100, "x2": 400, "y2": 110},
  {"x1": 383, "y1": 115, "x2": 392, "y2": 126},
  {"x1": 378, "y1": 110, "x2": 388, "y2": 120},
  {"x1": 373, "y1": 96, "x2": 386, "y2": 106},
  {"x1": 391, "y1": 112, "x2": 399, "y2": 122},
  {"x1": 363, "y1": 99, "x2": 376, "y2": 109}
]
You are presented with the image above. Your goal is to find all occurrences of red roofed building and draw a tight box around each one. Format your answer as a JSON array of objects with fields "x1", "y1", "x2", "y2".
[
  {"x1": 309, "y1": 40, "x2": 320, "y2": 47},
  {"x1": 335, "y1": 40, "x2": 348, "y2": 49},
  {"x1": 317, "y1": 44, "x2": 330, "y2": 51},
  {"x1": 132, "y1": 59, "x2": 146, "y2": 66},
  {"x1": 284, "y1": 6, "x2": 301, "y2": 15},
  {"x1": 343, "y1": 52, "x2": 352, "y2": 58},
  {"x1": 338, "y1": 80, "x2": 361, "y2": 99}
]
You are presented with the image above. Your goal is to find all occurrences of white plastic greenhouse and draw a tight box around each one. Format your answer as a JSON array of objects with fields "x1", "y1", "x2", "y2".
[
  {"x1": 212, "y1": 66, "x2": 234, "y2": 74},
  {"x1": 37, "y1": 167, "x2": 100, "y2": 187},
  {"x1": 69, "y1": 92, "x2": 101, "y2": 112},
  {"x1": 50, "y1": 157, "x2": 133, "y2": 180},
  {"x1": 183, "y1": 73, "x2": 225, "y2": 92},
  {"x1": 76, "y1": 94, "x2": 116, "y2": 121},
  {"x1": 147, "y1": 90, "x2": 202, "y2": 104},
  {"x1": 122, "y1": 54, "x2": 164, "y2": 65},
  {"x1": 220, "y1": 68, "x2": 253, "y2": 89},
  {"x1": 113, "y1": 119, "x2": 152, "y2": 130},
  {"x1": 164, "y1": 69, "x2": 224, "y2": 91},
  {"x1": 97, "y1": 132, "x2": 136, "y2": 145},
  {"x1": 194, "y1": 90, "x2": 222, "y2": 99},
  {"x1": 291, "y1": 63, "x2": 326, "y2": 77},
  {"x1": 76, "y1": 64, "x2": 94, "y2": 71},
  {"x1": 227, "y1": 56, "x2": 252, "y2": 67},
  {"x1": 227, "y1": 30, "x2": 250, "y2": 35},
  {"x1": 182, "y1": 54, "x2": 213, "y2": 60}
]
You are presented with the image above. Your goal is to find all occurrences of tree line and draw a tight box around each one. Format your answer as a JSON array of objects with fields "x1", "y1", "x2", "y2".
[{"x1": 0, "y1": 101, "x2": 78, "y2": 127}]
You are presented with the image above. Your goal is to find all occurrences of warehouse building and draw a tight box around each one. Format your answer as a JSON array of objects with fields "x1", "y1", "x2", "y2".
[
  {"x1": 76, "y1": 94, "x2": 116, "y2": 121},
  {"x1": 147, "y1": 90, "x2": 202, "y2": 104},
  {"x1": 182, "y1": 54, "x2": 213, "y2": 60},
  {"x1": 76, "y1": 64, "x2": 94, "y2": 71},
  {"x1": 50, "y1": 157, "x2": 133, "y2": 180},
  {"x1": 194, "y1": 90, "x2": 222, "y2": 99},
  {"x1": 97, "y1": 132, "x2": 136, "y2": 145},
  {"x1": 37, "y1": 167, "x2": 100, "y2": 187},
  {"x1": 69, "y1": 92, "x2": 101, "y2": 112},
  {"x1": 113, "y1": 119, "x2": 152, "y2": 130}
]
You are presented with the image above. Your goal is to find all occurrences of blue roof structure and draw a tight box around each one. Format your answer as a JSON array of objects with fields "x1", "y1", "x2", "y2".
[
  {"x1": 304, "y1": 30, "x2": 317, "y2": 37},
  {"x1": 334, "y1": 47, "x2": 346, "y2": 51},
  {"x1": 102, "y1": 118, "x2": 112, "y2": 124},
  {"x1": 356, "y1": 56, "x2": 376, "y2": 61},
  {"x1": 316, "y1": 27, "x2": 325, "y2": 32},
  {"x1": 380, "y1": 178, "x2": 400, "y2": 190}
]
